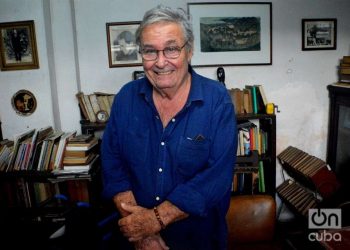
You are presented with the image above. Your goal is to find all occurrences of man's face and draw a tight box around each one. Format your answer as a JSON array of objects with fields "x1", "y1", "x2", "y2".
[
  {"x1": 140, "y1": 22, "x2": 193, "y2": 91},
  {"x1": 118, "y1": 38, "x2": 135, "y2": 55}
]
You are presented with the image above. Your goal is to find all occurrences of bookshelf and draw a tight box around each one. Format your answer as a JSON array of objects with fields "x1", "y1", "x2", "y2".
[
  {"x1": 234, "y1": 114, "x2": 276, "y2": 196},
  {"x1": 0, "y1": 127, "x2": 103, "y2": 248}
]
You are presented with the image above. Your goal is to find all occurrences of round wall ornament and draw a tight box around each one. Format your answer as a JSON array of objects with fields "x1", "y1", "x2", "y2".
[{"x1": 11, "y1": 89, "x2": 37, "y2": 116}]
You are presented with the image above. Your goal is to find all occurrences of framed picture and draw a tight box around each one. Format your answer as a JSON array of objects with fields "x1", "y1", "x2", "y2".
[
  {"x1": 0, "y1": 20, "x2": 39, "y2": 71},
  {"x1": 11, "y1": 89, "x2": 37, "y2": 116},
  {"x1": 187, "y1": 2, "x2": 272, "y2": 67},
  {"x1": 133, "y1": 70, "x2": 145, "y2": 80},
  {"x1": 106, "y1": 21, "x2": 142, "y2": 67},
  {"x1": 302, "y1": 19, "x2": 337, "y2": 50}
]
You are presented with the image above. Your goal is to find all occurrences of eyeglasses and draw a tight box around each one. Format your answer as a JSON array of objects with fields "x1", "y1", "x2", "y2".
[{"x1": 139, "y1": 41, "x2": 188, "y2": 61}]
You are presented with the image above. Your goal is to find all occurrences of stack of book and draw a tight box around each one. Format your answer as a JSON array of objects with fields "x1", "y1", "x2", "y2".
[
  {"x1": 337, "y1": 56, "x2": 350, "y2": 85},
  {"x1": 58, "y1": 134, "x2": 99, "y2": 174}
]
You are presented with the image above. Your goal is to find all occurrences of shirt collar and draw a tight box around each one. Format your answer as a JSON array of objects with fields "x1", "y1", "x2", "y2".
[{"x1": 138, "y1": 65, "x2": 205, "y2": 105}]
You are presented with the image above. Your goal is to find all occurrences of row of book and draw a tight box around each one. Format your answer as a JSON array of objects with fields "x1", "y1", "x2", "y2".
[
  {"x1": 0, "y1": 139, "x2": 14, "y2": 171},
  {"x1": 338, "y1": 55, "x2": 350, "y2": 84},
  {"x1": 0, "y1": 178, "x2": 90, "y2": 208},
  {"x1": 228, "y1": 84, "x2": 268, "y2": 115},
  {"x1": 232, "y1": 160, "x2": 266, "y2": 194},
  {"x1": 76, "y1": 91, "x2": 115, "y2": 123},
  {"x1": 237, "y1": 119, "x2": 268, "y2": 156},
  {"x1": 0, "y1": 126, "x2": 99, "y2": 174}
]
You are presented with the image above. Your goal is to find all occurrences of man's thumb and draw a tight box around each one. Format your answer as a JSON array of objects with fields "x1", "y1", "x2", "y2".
[{"x1": 120, "y1": 202, "x2": 136, "y2": 212}]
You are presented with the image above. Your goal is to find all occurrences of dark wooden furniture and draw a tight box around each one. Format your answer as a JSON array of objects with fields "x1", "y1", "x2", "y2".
[
  {"x1": 0, "y1": 121, "x2": 2, "y2": 141},
  {"x1": 327, "y1": 84, "x2": 350, "y2": 187},
  {"x1": 236, "y1": 114, "x2": 277, "y2": 196}
]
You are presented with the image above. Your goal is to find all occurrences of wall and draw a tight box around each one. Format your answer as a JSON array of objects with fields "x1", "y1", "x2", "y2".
[{"x1": 0, "y1": 0, "x2": 350, "y2": 216}]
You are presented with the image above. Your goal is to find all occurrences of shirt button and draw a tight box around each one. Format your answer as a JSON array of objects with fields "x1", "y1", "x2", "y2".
[
  {"x1": 161, "y1": 141, "x2": 165, "y2": 146},
  {"x1": 156, "y1": 196, "x2": 160, "y2": 201},
  {"x1": 159, "y1": 168, "x2": 163, "y2": 172},
  {"x1": 171, "y1": 118, "x2": 176, "y2": 122}
]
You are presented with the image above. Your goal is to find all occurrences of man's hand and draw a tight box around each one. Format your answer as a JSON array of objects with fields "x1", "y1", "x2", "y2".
[{"x1": 118, "y1": 203, "x2": 161, "y2": 241}]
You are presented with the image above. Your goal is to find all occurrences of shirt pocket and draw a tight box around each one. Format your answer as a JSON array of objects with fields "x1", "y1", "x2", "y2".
[
  {"x1": 176, "y1": 136, "x2": 210, "y2": 178},
  {"x1": 124, "y1": 130, "x2": 150, "y2": 167}
]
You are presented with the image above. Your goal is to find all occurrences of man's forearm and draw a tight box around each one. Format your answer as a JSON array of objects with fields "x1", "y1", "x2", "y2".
[{"x1": 156, "y1": 200, "x2": 189, "y2": 227}]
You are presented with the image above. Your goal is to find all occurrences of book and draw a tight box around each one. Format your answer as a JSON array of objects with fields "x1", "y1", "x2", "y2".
[
  {"x1": 258, "y1": 161, "x2": 265, "y2": 193},
  {"x1": 82, "y1": 93, "x2": 97, "y2": 123},
  {"x1": 75, "y1": 92, "x2": 89, "y2": 120},
  {"x1": 53, "y1": 131, "x2": 77, "y2": 170},
  {"x1": 68, "y1": 134, "x2": 93, "y2": 144},
  {"x1": 63, "y1": 153, "x2": 97, "y2": 165},
  {"x1": 342, "y1": 56, "x2": 350, "y2": 64},
  {"x1": 89, "y1": 94, "x2": 102, "y2": 117},
  {"x1": 7, "y1": 128, "x2": 36, "y2": 172},
  {"x1": 339, "y1": 67, "x2": 350, "y2": 74},
  {"x1": 256, "y1": 85, "x2": 268, "y2": 107},
  {"x1": 29, "y1": 126, "x2": 54, "y2": 170},
  {"x1": 63, "y1": 154, "x2": 99, "y2": 171},
  {"x1": 65, "y1": 137, "x2": 98, "y2": 151},
  {"x1": 41, "y1": 131, "x2": 64, "y2": 171}
]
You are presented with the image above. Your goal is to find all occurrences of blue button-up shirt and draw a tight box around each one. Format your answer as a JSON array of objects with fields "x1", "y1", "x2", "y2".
[{"x1": 101, "y1": 67, "x2": 237, "y2": 250}]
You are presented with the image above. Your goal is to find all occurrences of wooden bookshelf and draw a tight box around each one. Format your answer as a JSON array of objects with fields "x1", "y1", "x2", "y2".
[{"x1": 235, "y1": 114, "x2": 276, "y2": 196}]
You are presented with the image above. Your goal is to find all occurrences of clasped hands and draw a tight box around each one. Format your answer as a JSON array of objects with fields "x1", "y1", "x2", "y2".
[{"x1": 118, "y1": 203, "x2": 169, "y2": 250}]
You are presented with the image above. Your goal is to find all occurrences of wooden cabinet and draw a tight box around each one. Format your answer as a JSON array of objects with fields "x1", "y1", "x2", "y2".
[{"x1": 326, "y1": 84, "x2": 350, "y2": 187}]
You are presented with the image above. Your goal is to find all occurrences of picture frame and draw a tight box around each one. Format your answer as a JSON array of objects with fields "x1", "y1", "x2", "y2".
[
  {"x1": 106, "y1": 21, "x2": 142, "y2": 67},
  {"x1": 187, "y1": 2, "x2": 272, "y2": 67},
  {"x1": 11, "y1": 89, "x2": 37, "y2": 116},
  {"x1": 133, "y1": 70, "x2": 145, "y2": 80},
  {"x1": 0, "y1": 20, "x2": 39, "y2": 71},
  {"x1": 302, "y1": 19, "x2": 337, "y2": 50}
]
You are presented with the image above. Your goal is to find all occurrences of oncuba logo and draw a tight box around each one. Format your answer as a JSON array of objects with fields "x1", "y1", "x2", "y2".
[{"x1": 308, "y1": 208, "x2": 342, "y2": 242}]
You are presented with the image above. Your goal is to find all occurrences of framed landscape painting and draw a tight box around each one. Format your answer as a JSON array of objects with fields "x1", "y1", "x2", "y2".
[{"x1": 187, "y1": 2, "x2": 272, "y2": 67}]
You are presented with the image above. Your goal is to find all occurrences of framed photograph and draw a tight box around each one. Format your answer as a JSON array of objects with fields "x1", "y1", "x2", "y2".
[
  {"x1": 187, "y1": 2, "x2": 272, "y2": 67},
  {"x1": 11, "y1": 89, "x2": 37, "y2": 116},
  {"x1": 302, "y1": 19, "x2": 337, "y2": 50},
  {"x1": 0, "y1": 20, "x2": 39, "y2": 71},
  {"x1": 106, "y1": 21, "x2": 142, "y2": 67},
  {"x1": 133, "y1": 70, "x2": 145, "y2": 80}
]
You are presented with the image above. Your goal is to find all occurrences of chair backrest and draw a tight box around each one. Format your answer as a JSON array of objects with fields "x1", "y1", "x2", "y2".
[{"x1": 226, "y1": 195, "x2": 276, "y2": 247}]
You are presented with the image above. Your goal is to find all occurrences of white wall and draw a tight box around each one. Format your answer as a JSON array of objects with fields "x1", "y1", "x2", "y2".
[{"x1": 1, "y1": 0, "x2": 350, "y2": 215}]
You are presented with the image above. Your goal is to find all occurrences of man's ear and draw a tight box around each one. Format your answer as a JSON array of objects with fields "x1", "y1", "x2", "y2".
[{"x1": 187, "y1": 49, "x2": 193, "y2": 64}]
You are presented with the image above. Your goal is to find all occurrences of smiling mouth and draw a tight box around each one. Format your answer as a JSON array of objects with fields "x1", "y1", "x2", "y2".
[{"x1": 156, "y1": 70, "x2": 173, "y2": 75}]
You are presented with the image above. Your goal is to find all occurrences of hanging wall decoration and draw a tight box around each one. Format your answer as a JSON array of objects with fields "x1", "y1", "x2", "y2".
[
  {"x1": 0, "y1": 20, "x2": 39, "y2": 71},
  {"x1": 11, "y1": 89, "x2": 37, "y2": 116}
]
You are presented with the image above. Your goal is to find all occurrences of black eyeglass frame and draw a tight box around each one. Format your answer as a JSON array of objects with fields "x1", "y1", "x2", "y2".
[{"x1": 139, "y1": 41, "x2": 188, "y2": 61}]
